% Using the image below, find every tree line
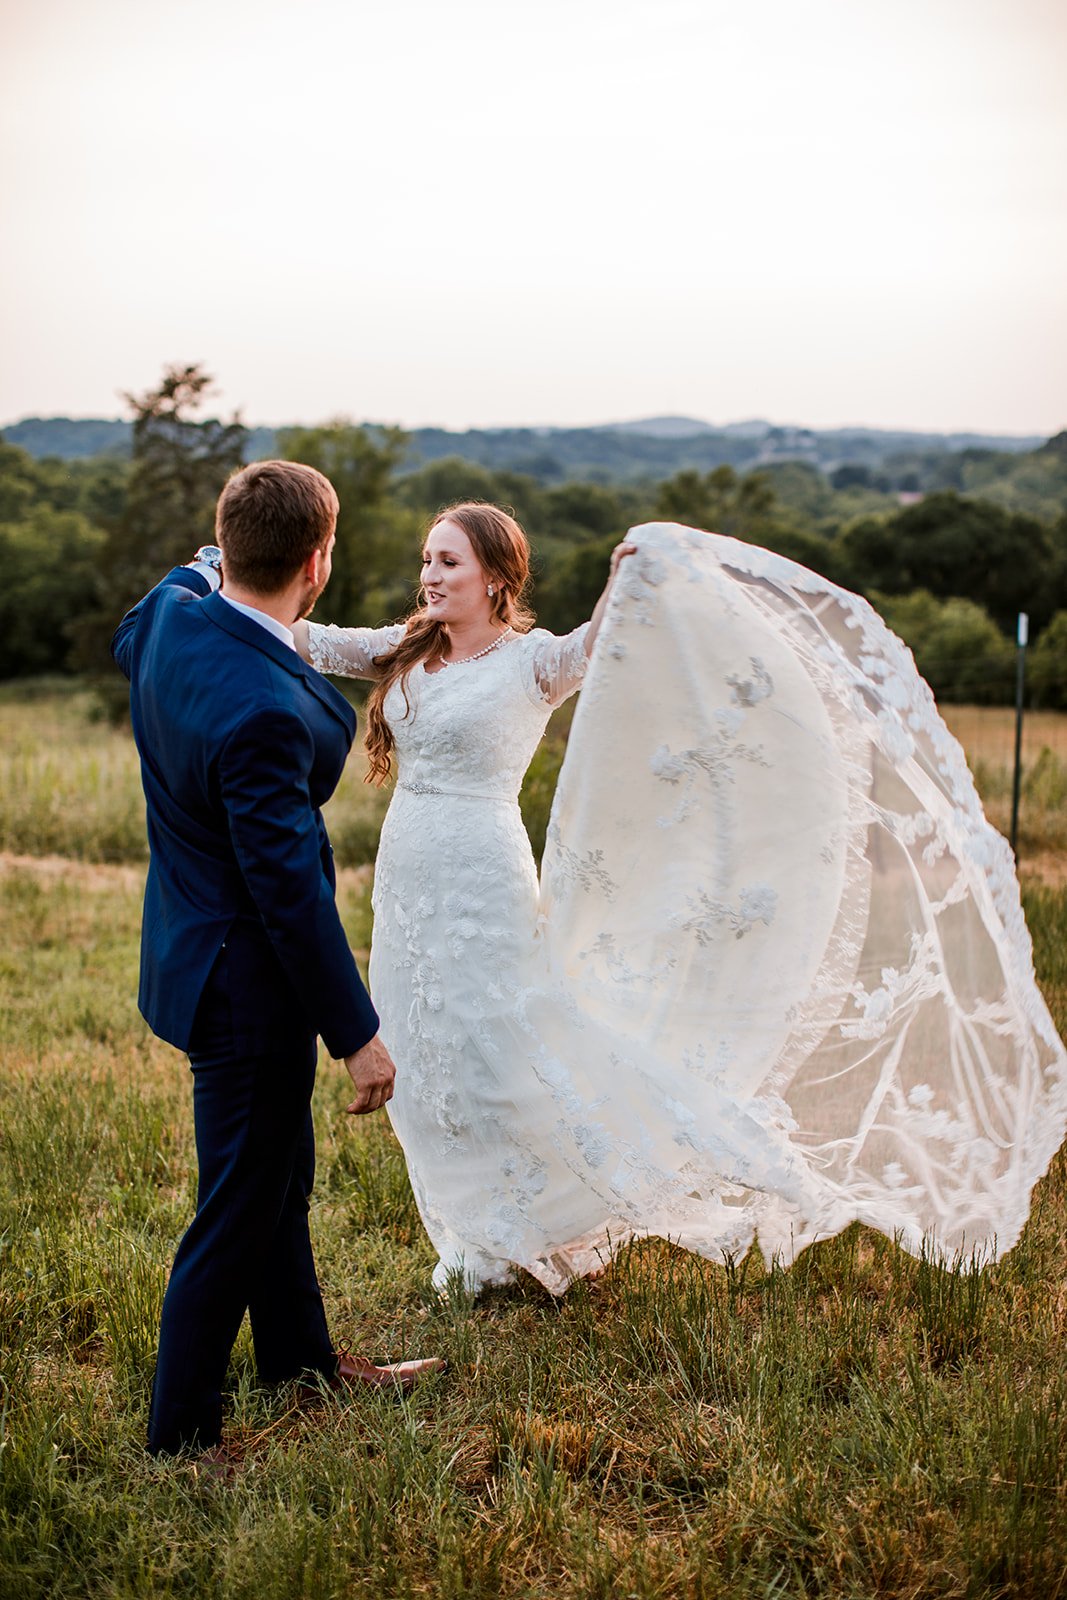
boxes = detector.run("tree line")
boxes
[2,364,1065,710]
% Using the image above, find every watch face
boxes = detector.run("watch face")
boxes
[196,546,223,567]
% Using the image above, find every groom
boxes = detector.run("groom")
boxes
[112,459,442,1460]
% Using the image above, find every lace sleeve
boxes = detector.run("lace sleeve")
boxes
[524,623,591,708]
[306,622,406,679]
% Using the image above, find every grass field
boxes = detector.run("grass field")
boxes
[1,679,1066,871]
[1,684,1066,1598]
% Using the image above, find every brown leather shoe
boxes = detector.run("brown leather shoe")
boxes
[190,1441,244,1483]
[333,1346,447,1395]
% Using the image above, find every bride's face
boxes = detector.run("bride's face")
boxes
[421,519,494,627]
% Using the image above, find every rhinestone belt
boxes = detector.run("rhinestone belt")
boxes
[397,779,512,802]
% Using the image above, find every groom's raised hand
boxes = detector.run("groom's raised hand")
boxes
[344,1033,397,1115]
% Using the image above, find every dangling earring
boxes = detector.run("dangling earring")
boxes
[487,584,495,597]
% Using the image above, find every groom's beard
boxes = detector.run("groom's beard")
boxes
[299,577,328,620]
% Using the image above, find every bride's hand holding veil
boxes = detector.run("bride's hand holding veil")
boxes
[582,541,637,656]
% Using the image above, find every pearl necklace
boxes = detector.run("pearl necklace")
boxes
[437,626,514,669]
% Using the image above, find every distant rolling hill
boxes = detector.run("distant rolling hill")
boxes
[1,413,1048,486]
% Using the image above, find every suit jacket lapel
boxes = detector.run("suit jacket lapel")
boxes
[201,592,357,739]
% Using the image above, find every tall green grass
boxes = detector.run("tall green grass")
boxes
[0,860,1065,1597]
[0,681,148,861]
[973,747,1067,855]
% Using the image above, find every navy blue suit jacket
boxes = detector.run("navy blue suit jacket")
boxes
[111,568,379,1059]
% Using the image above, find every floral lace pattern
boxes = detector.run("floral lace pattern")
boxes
[310,529,1066,1292]
[307,622,405,679]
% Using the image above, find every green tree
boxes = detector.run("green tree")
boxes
[0,440,49,522]
[116,364,247,591]
[277,422,416,625]
[756,461,835,524]
[71,455,130,530]
[1049,510,1067,618]
[540,482,629,544]
[0,508,105,676]
[395,456,545,530]
[0,438,129,528]
[842,492,1054,633]
[655,464,777,540]
[531,532,617,635]
[72,363,247,691]
[654,464,852,585]
[873,590,1014,704]
[831,463,875,491]
[1029,610,1067,708]
[757,525,854,585]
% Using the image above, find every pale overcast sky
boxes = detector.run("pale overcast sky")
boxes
[1,0,1064,434]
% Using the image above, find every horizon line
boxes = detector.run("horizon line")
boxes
[0,411,1056,442]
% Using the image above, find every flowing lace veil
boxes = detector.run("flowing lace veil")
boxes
[538,523,1067,1268]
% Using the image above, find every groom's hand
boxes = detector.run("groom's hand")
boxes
[343,1034,397,1115]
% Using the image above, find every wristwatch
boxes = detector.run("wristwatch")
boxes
[190,545,223,571]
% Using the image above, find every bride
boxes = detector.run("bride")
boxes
[295,501,1067,1294]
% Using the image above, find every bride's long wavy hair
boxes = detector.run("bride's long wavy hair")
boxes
[364,501,535,785]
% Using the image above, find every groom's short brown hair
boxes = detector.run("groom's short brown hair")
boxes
[216,460,339,594]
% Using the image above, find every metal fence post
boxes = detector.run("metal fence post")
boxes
[1010,612,1028,858]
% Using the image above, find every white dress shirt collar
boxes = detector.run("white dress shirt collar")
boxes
[220,592,297,652]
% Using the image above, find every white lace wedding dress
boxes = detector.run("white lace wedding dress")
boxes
[308,523,1067,1292]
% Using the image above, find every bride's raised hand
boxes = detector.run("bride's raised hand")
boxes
[609,541,637,578]
[585,541,638,654]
